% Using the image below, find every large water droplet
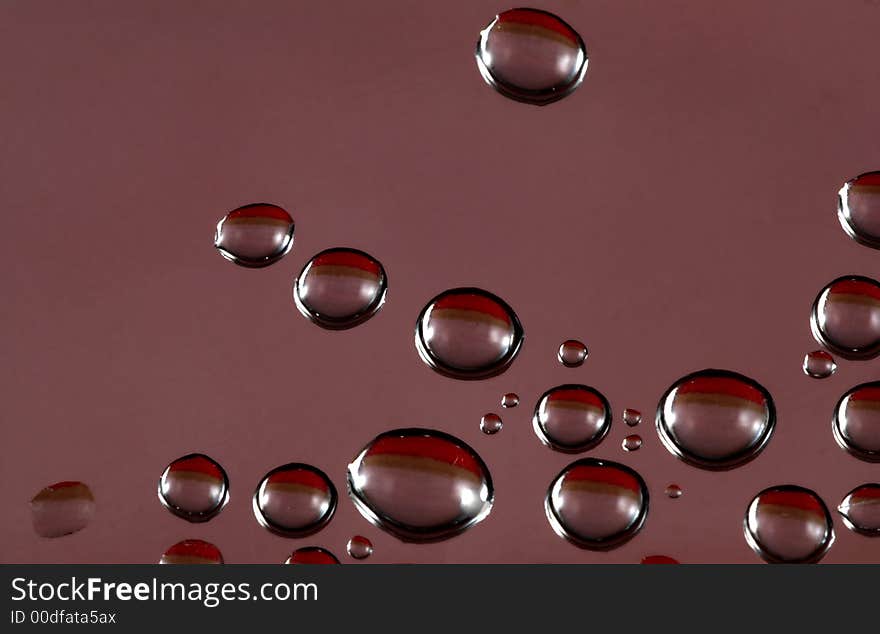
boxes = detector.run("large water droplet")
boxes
[293,248,387,329]
[415,288,524,380]
[803,350,837,378]
[833,382,880,462]
[501,392,520,408]
[641,555,679,564]
[480,413,503,435]
[253,464,337,537]
[30,481,95,538]
[811,275,880,360]
[623,408,642,427]
[160,539,223,564]
[284,547,339,564]
[347,428,494,542]
[545,458,649,550]
[838,171,880,248]
[656,369,776,470]
[557,340,588,367]
[532,385,611,453]
[744,485,834,564]
[475,8,588,105]
[157,454,229,523]
[213,203,294,268]
[347,535,374,560]
[665,484,683,499]
[838,484,880,536]
[622,434,642,452]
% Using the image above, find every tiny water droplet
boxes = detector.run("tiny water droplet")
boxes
[641,555,679,564]
[802,350,837,378]
[501,392,520,408]
[744,485,834,564]
[253,464,337,537]
[347,428,494,541]
[293,248,387,329]
[665,484,683,499]
[480,413,503,435]
[30,481,95,538]
[838,171,880,248]
[285,547,339,564]
[545,458,649,550]
[213,203,294,268]
[475,8,588,105]
[160,539,223,564]
[656,369,776,470]
[811,276,880,360]
[157,454,229,523]
[833,382,880,462]
[623,408,642,427]
[532,384,611,452]
[557,340,588,367]
[622,434,642,452]
[347,535,374,560]
[415,288,523,380]
[838,484,880,536]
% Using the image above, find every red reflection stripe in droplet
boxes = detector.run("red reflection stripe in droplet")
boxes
[365,436,483,479]
[563,465,641,493]
[758,490,825,516]
[497,9,578,45]
[851,173,880,187]
[431,293,512,326]
[850,486,880,501]
[848,386,880,403]
[676,376,766,406]
[167,456,223,480]
[164,540,222,561]
[266,468,330,493]
[226,204,291,223]
[311,251,381,277]
[287,549,339,564]
[641,555,679,564]
[828,279,880,302]
[546,388,605,409]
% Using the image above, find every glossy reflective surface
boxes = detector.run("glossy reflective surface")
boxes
[744,485,834,563]
[253,464,337,537]
[30,482,95,538]
[810,276,880,360]
[532,385,611,453]
[284,547,340,564]
[159,539,223,564]
[838,171,880,248]
[213,203,294,268]
[833,382,880,462]
[157,453,229,523]
[837,484,880,536]
[802,350,837,379]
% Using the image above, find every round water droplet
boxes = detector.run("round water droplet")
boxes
[157,453,229,523]
[838,484,880,536]
[347,535,374,560]
[545,458,649,550]
[838,171,880,248]
[501,392,520,408]
[293,248,388,329]
[744,485,834,564]
[347,428,494,542]
[656,369,776,470]
[532,385,611,453]
[475,8,588,106]
[802,350,837,379]
[253,464,337,537]
[160,539,223,564]
[811,275,880,360]
[665,484,683,499]
[623,408,642,427]
[833,382,880,462]
[480,413,503,435]
[284,547,339,564]
[415,288,523,380]
[557,340,588,367]
[641,555,679,564]
[622,434,642,452]
[214,203,294,268]
[30,481,95,538]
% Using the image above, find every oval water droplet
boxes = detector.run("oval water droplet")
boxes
[160,539,223,564]
[347,428,494,542]
[641,555,679,564]
[501,392,520,408]
[656,369,776,470]
[347,535,374,560]
[665,484,683,499]
[833,382,880,462]
[838,171,880,248]
[532,385,611,453]
[415,288,523,380]
[557,340,588,367]
[284,547,339,564]
[811,275,880,360]
[545,458,649,550]
[30,481,95,538]
[803,350,837,378]
[480,413,503,435]
[622,434,642,452]
[838,484,880,536]
[253,464,337,537]
[214,203,294,268]
[623,408,642,427]
[475,8,588,105]
[744,485,834,564]
[157,453,229,523]
[293,248,387,329]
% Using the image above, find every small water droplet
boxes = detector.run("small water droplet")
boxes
[501,392,520,408]
[641,555,679,564]
[415,288,524,380]
[802,350,837,378]
[665,484,683,499]
[347,428,494,541]
[284,547,339,564]
[213,203,294,268]
[160,539,223,564]
[545,458,649,550]
[253,464,337,537]
[811,276,880,360]
[30,481,95,538]
[838,171,880,248]
[833,382,880,462]
[656,369,776,470]
[623,408,642,427]
[480,413,503,435]
[157,454,229,523]
[293,248,387,329]
[347,535,374,560]
[622,434,642,452]
[557,340,588,367]
[838,484,880,536]
[744,485,834,563]
[532,384,611,452]
[475,8,588,105]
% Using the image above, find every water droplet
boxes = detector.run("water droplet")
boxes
[214,203,294,268]
[347,428,494,541]
[744,485,834,563]
[623,408,642,427]
[284,547,339,564]
[293,248,387,329]
[656,369,776,470]
[160,539,223,564]
[532,384,611,453]
[811,275,880,360]
[475,8,588,106]
[557,340,588,367]
[545,458,649,550]
[802,350,837,378]
[480,413,503,435]
[833,382,880,462]
[665,484,683,499]
[641,555,679,564]
[501,392,520,408]
[347,535,374,560]
[253,464,337,537]
[30,481,95,538]
[838,484,880,536]
[622,434,642,452]
[157,453,229,523]
[415,288,524,380]
[838,171,880,248]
